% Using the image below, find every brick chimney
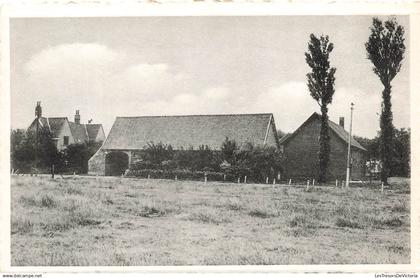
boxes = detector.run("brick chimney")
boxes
[35,101,42,118]
[74,110,80,124]
[339,117,345,128]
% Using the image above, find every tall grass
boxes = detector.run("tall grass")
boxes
[11,175,410,266]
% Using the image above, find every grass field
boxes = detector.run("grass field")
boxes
[11,175,410,266]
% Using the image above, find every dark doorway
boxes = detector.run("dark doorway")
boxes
[105,151,129,176]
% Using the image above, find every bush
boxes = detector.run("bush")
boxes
[62,141,102,174]
[10,129,102,174]
[126,169,236,182]
[127,139,284,183]
[142,142,174,165]
[11,129,62,174]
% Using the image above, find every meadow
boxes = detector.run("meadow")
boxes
[11,175,410,266]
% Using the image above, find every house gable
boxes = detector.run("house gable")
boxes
[279,112,366,152]
[86,124,106,142]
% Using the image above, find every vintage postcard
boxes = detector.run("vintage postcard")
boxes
[0,1,419,274]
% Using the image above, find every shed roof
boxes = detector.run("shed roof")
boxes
[102,113,276,150]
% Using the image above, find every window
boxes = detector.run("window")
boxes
[63,136,69,146]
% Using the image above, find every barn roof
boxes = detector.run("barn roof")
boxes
[102,113,276,150]
[279,112,366,151]
[278,133,291,145]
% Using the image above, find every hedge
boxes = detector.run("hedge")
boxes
[125,169,240,182]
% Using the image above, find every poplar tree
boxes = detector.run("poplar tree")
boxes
[365,17,405,184]
[305,34,336,183]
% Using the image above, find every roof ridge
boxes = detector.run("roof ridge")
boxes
[48,117,68,119]
[116,113,273,119]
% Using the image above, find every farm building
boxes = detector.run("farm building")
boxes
[279,112,367,181]
[88,113,280,176]
[28,103,105,150]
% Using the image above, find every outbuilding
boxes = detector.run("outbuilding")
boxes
[279,112,367,181]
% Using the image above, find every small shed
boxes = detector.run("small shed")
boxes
[279,112,367,181]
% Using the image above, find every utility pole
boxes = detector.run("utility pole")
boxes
[345,102,354,188]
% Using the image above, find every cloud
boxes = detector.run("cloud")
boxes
[109,63,188,103]
[254,81,318,132]
[15,43,237,133]
[25,43,120,77]
[14,43,408,139]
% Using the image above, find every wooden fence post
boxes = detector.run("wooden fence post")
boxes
[223,174,226,181]
[288,179,292,185]
[244,176,247,183]
[335,179,338,187]
[312,179,315,187]
[204,173,207,184]
[381,182,384,193]
[266,177,269,184]
[306,180,309,190]
[237,177,240,184]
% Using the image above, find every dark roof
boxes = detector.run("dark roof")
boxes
[327,117,366,150]
[86,124,102,141]
[47,117,67,138]
[279,112,366,151]
[68,122,88,143]
[28,115,104,143]
[102,113,275,150]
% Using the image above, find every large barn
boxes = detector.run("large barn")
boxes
[88,113,280,176]
[279,112,367,181]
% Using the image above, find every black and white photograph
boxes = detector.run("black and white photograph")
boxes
[2,5,417,271]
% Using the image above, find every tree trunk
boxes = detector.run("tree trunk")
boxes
[319,104,330,183]
[380,84,394,185]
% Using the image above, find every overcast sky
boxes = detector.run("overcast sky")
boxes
[10,16,410,138]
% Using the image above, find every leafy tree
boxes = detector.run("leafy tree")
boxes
[221,137,238,165]
[61,141,103,174]
[391,128,410,177]
[305,34,336,183]
[142,142,174,166]
[195,145,214,171]
[173,146,195,170]
[355,127,410,178]
[11,128,61,173]
[365,17,406,184]
[353,135,380,161]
